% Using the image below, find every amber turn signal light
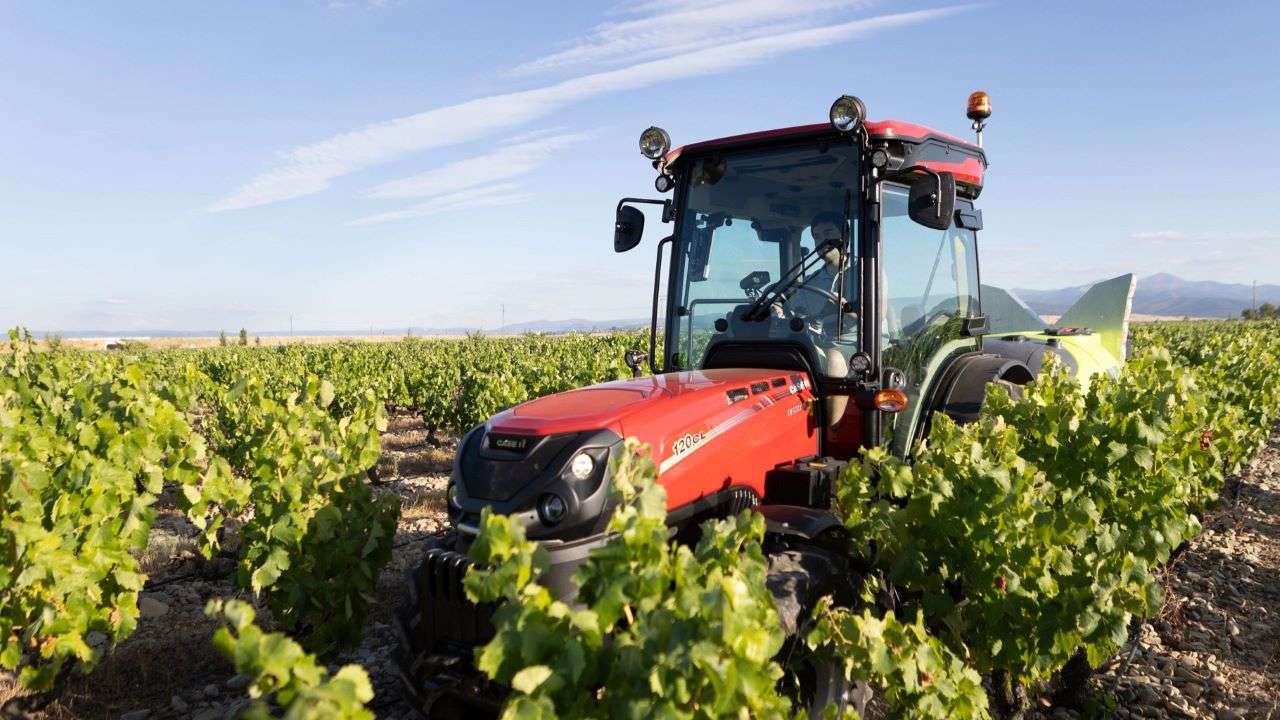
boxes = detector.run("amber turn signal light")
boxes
[967,91,991,121]
[873,388,909,413]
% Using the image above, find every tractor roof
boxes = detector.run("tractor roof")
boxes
[665,119,987,195]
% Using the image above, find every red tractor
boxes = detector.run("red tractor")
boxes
[397,93,1129,717]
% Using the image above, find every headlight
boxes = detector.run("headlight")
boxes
[569,452,595,480]
[537,494,567,525]
[639,126,671,160]
[447,483,461,511]
[829,95,866,133]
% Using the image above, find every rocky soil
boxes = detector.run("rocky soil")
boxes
[1031,425,1280,720]
[4,417,1280,719]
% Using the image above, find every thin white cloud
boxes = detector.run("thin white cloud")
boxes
[1129,230,1186,241]
[327,0,393,9]
[510,0,875,76]
[348,182,532,226]
[364,131,589,199]
[209,5,970,212]
[502,126,580,144]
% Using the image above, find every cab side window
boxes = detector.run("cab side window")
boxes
[880,188,979,341]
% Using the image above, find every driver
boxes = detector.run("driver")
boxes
[781,212,856,335]
[805,211,847,298]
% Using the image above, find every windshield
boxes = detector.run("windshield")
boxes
[669,143,861,370]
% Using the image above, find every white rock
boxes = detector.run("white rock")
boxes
[138,594,169,619]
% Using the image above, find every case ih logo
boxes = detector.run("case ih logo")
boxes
[489,434,530,452]
[670,431,705,459]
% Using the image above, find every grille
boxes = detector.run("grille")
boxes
[463,431,580,501]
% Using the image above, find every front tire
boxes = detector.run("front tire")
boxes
[766,546,870,719]
[395,530,503,719]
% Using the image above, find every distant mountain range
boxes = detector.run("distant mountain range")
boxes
[1013,273,1280,319]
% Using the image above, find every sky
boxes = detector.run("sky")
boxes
[2,1,1278,333]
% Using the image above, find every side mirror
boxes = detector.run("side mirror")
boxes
[908,171,956,231]
[615,205,645,253]
[623,349,648,377]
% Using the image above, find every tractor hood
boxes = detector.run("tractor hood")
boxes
[488,368,802,438]
[453,366,820,542]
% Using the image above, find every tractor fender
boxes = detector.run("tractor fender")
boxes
[930,353,1034,426]
[981,335,1080,377]
[757,504,846,542]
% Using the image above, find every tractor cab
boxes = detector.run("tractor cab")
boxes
[616,94,992,457]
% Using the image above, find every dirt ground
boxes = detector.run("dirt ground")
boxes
[4,417,1280,719]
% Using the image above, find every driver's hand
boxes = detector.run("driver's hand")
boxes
[771,302,786,319]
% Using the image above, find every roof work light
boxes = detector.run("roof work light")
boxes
[829,95,867,133]
[639,126,671,160]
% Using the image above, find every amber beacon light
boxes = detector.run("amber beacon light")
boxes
[967,90,991,147]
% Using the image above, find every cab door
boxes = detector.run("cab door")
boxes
[878,183,982,456]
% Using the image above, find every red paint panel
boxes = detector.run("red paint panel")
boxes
[623,373,818,509]
[864,119,975,148]
[908,156,986,187]
[491,368,781,435]
[666,123,831,164]
[824,403,866,460]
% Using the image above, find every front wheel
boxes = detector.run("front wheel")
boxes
[766,546,872,719]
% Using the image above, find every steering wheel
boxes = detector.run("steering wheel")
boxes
[786,284,841,312]
[778,285,860,340]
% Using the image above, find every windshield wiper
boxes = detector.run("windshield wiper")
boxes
[743,238,841,321]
